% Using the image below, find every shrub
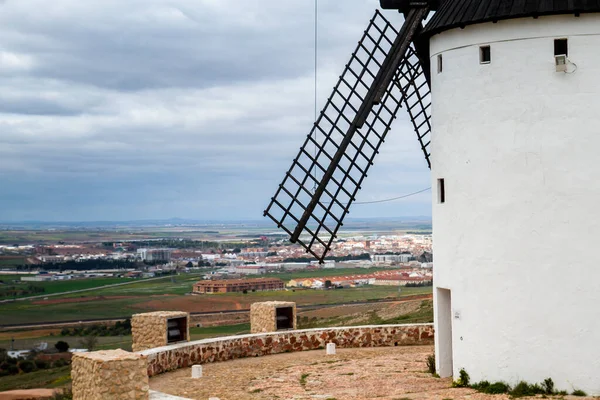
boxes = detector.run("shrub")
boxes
[51,389,73,400]
[53,359,68,368]
[541,378,555,394]
[509,381,544,397]
[572,389,587,397]
[426,354,436,374]
[487,381,510,394]
[452,369,470,387]
[55,341,70,353]
[34,359,48,369]
[18,360,36,373]
[472,380,510,394]
[79,335,99,351]
[7,365,19,375]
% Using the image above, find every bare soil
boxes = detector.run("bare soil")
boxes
[150,345,594,400]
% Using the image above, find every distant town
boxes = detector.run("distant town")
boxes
[0,229,433,299]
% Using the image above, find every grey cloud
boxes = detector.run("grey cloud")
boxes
[0,0,430,221]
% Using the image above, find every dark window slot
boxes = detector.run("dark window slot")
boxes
[554,39,568,56]
[167,317,187,344]
[438,178,445,204]
[275,307,294,330]
[480,46,491,64]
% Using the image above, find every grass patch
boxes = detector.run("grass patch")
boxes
[0,365,71,391]
[468,375,571,398]
[572,389,587,396]
[299,373,310,387]
[190,324,250,340]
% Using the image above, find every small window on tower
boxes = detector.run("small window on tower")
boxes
[480,45,491,64]
[554,39,568,56]
[438,179,445,204]
[437,54,443,73]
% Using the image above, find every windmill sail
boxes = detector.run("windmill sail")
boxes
[264,7,432,262]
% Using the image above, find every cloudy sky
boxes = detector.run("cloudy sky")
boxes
[0,0,431,222]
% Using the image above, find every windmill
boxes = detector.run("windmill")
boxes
[265,0,600,395]
[264,0,437,263]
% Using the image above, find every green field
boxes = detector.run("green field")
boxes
[0,267,431,325]
[0,365,71,392]
[54,274,203,298]
[0,276,135,300]
[0,257,27,267]
[0,285,431,326]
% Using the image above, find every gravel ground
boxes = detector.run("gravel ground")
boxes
[150,345,594,400]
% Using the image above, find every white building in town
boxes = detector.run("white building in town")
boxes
[137,248,172,262]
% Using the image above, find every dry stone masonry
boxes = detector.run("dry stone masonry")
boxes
[250,301,296,333]
[132,311,190,352]
[72,349,149,400]
[140,323,434,377]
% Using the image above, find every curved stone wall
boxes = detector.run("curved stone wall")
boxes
[139,323,434,377]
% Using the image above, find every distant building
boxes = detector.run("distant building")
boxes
[373,275,431,286]
[372,254,412,264]
[193,278,284,294]
[280,262,310,271]
[137,249,172,262]
[235,265,266,275]
[37,255,65,263]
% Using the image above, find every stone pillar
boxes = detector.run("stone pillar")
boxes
[71,349,149,400]
[250,301,296,333]
[132,311,190,352]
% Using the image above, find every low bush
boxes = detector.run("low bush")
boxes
[469,376,570,398]
[55,341,70,353]
[452,369,470,388]
[572,389,587,397]
[18,360,36,373]
[51,389,73,400]
[52,359,69,368]
[60,319,131,337]
[426,354,436,375]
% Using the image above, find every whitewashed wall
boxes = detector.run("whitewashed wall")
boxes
[430,14,600,395]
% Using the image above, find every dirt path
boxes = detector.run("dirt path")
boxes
[0,389,56,400]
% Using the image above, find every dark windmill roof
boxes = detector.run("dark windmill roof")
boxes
[422,0,600,37]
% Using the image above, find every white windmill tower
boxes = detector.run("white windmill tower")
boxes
[264,0,600,395]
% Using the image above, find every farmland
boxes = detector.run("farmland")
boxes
[0,283,432,326]
[0,276,134,300]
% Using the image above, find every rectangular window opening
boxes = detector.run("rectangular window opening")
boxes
[480,45,491,64]
[275,307,294,330]
[437,54,443,74]
[554,38,568,56]
[438,178,445,204]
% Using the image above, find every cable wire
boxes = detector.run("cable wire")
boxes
[353,187,431,205]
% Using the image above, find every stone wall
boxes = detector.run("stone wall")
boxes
[250,301,296,333]
[72,349,149,400]
[132,311,190,352]
[140,323,434,377]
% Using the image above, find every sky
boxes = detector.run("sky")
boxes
[0,0,432,222]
